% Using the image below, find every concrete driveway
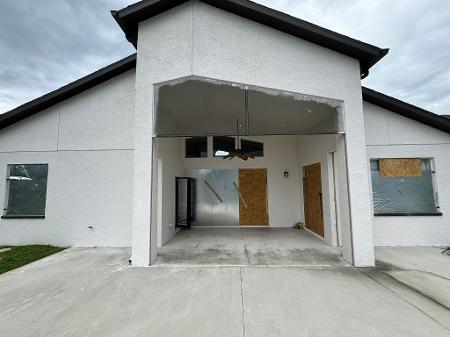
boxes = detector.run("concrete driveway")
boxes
[0,248,449,337]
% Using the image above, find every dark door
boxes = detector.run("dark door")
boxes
[175,177,193,229]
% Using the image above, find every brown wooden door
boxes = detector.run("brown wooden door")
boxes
[239,169,269,226]
[303,163,324,237]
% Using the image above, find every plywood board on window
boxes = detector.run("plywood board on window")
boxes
[379,159,422,177]
[239,169,268,226]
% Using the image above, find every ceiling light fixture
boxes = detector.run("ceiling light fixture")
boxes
[223,120,255,161]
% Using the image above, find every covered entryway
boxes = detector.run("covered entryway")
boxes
[150,75,350,265]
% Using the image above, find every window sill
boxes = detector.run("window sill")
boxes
[1,215,45,219]
[374,212,443,217]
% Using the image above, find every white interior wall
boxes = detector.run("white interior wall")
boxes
[155,138,183,247]
[364,102,450,246]
[157,134,346,247]
[296,135,338,246]
[181,135,302,228]
[0,71,135,247]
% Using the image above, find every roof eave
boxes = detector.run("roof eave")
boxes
[112,0,389,75]
[0,54,137,130]
[362,87,450,134]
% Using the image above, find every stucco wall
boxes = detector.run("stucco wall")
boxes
[134,0,374,266]
[364,102,450,246]
[0,70,136,247]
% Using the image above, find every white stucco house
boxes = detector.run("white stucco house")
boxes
[1,0,449,268]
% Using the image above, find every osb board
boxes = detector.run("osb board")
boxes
[379,159,422,177]
[239,169,268,226]
[303,163,324,237]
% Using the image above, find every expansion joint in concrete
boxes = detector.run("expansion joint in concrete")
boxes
[362,270,450,332]
[239,267,246,337]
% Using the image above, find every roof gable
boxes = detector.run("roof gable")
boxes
[111,0,388,78]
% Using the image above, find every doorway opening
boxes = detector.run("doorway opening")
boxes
[151,76,347,264]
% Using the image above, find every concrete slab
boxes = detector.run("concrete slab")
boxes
[247,248,344,266]
[1,248,449,337]
[375,246,450,310]
[165,228,245,250]
[376,246,450,279]
[242,227,331,250]
[156,228,345,266]
[241,267,450,337]
[155,248,250,266]
[363,269,450,330]
[0,248,243,337]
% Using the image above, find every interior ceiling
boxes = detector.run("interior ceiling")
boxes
[154,76,342,137]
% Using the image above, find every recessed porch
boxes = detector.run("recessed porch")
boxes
[131,73,373,268]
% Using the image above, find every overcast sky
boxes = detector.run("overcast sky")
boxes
[1,0,449,115]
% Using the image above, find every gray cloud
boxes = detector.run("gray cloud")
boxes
[1,0,449,115]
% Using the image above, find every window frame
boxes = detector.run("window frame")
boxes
[2,163,49,219]
[369,158,442,217]
[213,136,236,158]
[184,137,208,159]
[240,138,264,157]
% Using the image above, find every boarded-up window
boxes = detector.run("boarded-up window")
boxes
[370,159,439,214]
[379,159,422,177]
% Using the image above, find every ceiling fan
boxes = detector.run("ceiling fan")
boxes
[223,120,255,161]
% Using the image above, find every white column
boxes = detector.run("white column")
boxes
[131,49,156,266]
[336,93,375,267]
[131,111,154,267]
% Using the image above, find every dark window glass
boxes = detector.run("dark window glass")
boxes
[5,164,48,216]
[241,139,264,157]
[370,159,438,214]
[213,136,235,157]
[185,137,207,158]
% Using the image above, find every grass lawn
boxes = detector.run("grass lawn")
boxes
[0,245,66,275]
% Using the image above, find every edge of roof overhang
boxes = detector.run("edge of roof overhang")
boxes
[362,87,450,134]
[1,54,448,135]
[0,54,137,131]
[111,0,389,78]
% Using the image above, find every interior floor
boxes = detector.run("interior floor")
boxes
[155,227,345,266]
